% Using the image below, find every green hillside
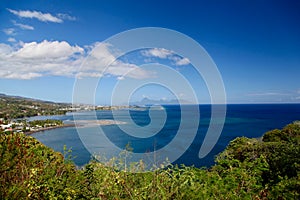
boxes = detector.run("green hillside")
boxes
[0,94,71,119]
[1,122,299,199]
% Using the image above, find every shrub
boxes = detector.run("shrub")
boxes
[1,122,299,199]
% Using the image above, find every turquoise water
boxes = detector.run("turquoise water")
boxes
[31,104,300,167]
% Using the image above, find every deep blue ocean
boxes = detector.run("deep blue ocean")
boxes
[31,104,300,168]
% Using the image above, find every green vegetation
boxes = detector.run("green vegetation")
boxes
[1,122,299,199]
[0,133,84,199]
[0,93,71,119]
[28,119,64,127]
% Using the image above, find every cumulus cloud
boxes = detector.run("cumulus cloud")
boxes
[142,48,190,66]
[8,9,63,23]
[75,42,154,79]
[0,40,154,80]
[13,40,83,59]
[0,41,83,79]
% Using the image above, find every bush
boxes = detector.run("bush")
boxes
[0,133,85,199]
[1,122,299,199]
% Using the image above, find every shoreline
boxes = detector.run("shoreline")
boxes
[74,119,127,128]
[24,119,127,135]
[25,123,75,135]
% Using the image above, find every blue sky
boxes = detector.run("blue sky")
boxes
[0,0,299,104]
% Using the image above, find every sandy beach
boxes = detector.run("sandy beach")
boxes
[25,120,126,134]
[74,120,127,128]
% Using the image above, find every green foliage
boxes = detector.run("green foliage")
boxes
[215,122,300,199]
[0,133,85,199]
[1,122,299,199]
[263,123,300,143]
[29,119,63,127]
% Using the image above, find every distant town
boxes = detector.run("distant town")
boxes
[0,118,71,134]
[0,93,136,134]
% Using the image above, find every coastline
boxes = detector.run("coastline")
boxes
[25,123,75,135]
[74,119,127,128]
[25,119,127,135]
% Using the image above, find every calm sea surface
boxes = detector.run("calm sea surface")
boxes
[31,104,300,167]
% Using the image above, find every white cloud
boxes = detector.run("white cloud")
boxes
[0,40,154,80]
[12,20,34,30]
[117,76,125,80]
[76,72,103,79]
[7,37,16,43]
[77,42,154,79]
[142,48,190,66]
[0,40,83,79]
[0,43,13,55]
[3,28,15,35]
[107,62,155,79]
[83,42,116,70]
[8,9,63,23]
[13,40,84,59]
[3,72,42,80]
[57,13,76,21]
[142,48,173,59]
[171,56,190,66]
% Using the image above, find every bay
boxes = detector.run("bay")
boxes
[31,104,300,167]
